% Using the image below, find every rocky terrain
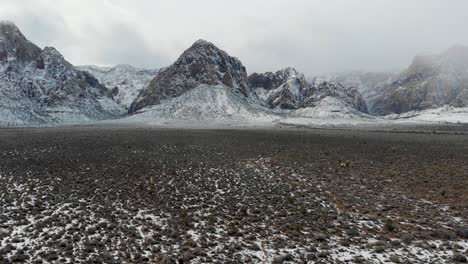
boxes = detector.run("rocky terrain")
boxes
[0,127,466,263]
[371,45,468,115]
[0,21,123,126]
[78,65,158,110]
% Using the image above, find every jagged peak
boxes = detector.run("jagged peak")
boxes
[275,67,303,79]
[42,46,62,57]
[0,21,25,40]
[179,39,230,60]
[280,67,298,74]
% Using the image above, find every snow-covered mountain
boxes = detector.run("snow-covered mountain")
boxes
[249,68,368,113]
[78,65,158,109]
[129,40,250,113]
[371,45,468,115]
[129,40,369,122]
[0,21,123,126]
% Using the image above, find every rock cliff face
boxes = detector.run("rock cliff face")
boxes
[0,21,123,126]
[129,40,249,113]
[371,45,468,115]
[249,68,311,109]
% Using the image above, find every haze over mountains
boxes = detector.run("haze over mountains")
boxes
[1,21,467,127]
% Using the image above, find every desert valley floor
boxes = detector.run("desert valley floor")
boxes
[0,126,467,263]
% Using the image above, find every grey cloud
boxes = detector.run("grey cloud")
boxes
[2,0,468,75]
[81,22,169,68]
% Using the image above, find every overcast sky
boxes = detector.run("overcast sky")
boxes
[1,0,468,75]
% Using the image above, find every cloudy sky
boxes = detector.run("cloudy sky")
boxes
[2,0,468,75]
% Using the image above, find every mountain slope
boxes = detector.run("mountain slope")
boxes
[0,21,123,126]
[125,84,275,124]
[371,45,468,115]
[78,65,158,109]
[129,40,249,113]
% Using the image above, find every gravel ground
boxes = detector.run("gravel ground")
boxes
[0,126,467,263]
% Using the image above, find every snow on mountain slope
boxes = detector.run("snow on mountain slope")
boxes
[387,105,468,124]
[78,65,158,109]
[294,96,370,118]
[117,83,380,129]
[126,84,276,124]
[274,97,378,128]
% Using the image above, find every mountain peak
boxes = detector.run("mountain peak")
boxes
[0,21,42,66]
[129,40,250,113]
[276,67,301,79]
[0,20,20,32]
[192,39,213,47]
[0,21,25,42]
[178,39,227,62]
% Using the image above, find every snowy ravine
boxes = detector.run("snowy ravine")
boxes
[77,65,158,110]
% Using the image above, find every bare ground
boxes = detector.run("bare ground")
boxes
[0,126,467,263]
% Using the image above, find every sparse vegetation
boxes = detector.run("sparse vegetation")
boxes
[0,128,466,263]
